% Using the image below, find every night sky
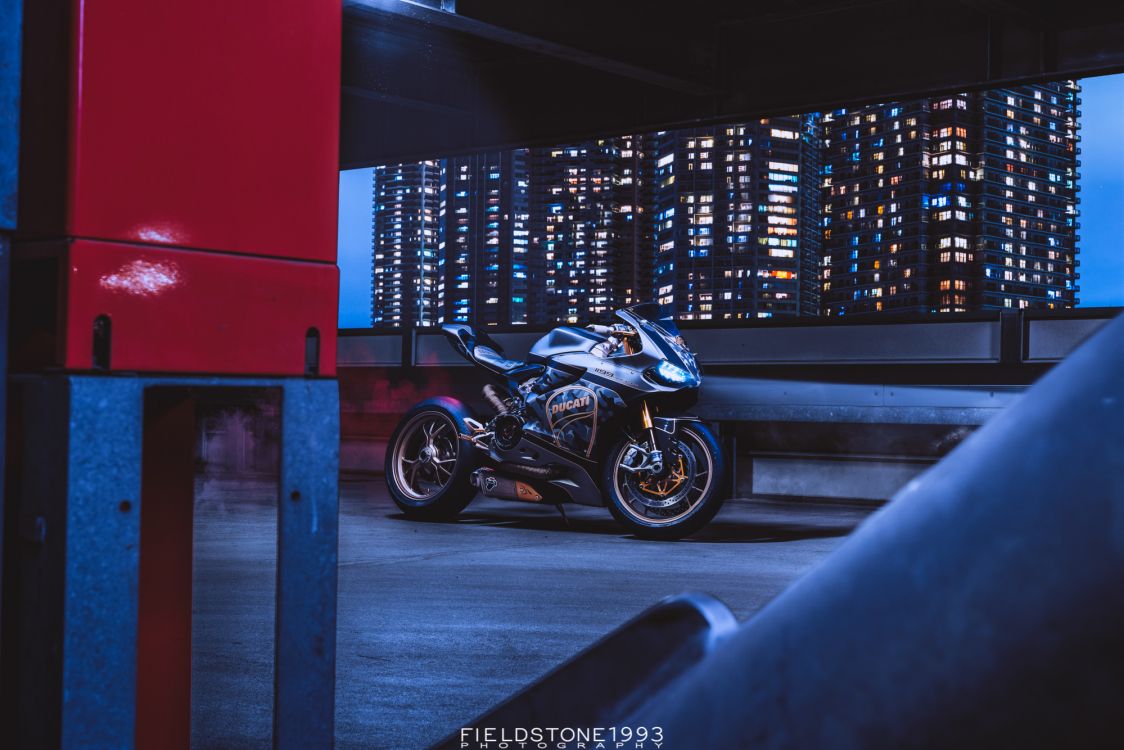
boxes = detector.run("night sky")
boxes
[1074,74,1124,307]
[338,166,375,327]
[337,74,1124,326]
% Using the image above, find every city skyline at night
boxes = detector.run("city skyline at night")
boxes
[339,76,1123,330]
[365,116,830,328]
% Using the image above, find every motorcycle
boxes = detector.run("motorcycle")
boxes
[384,303,726,540]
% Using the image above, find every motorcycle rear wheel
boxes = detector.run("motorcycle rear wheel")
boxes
[385,401,477,520]
[604,422,726,540]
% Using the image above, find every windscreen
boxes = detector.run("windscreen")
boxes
[621,303,680,337]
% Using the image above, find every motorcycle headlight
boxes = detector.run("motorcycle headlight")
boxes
[646,359,696,387]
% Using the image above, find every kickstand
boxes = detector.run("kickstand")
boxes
[555,503,571,527]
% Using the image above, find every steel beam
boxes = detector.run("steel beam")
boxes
[340,308,1121,371]
[342,1,1124,165]
[347,0,709,95]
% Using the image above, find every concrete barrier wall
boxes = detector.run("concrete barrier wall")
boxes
[744,455,934,502]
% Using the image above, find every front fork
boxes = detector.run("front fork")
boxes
[622,402,689,476]
[638,402,665,474]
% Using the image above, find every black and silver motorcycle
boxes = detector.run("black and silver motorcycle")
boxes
[384,303,726,540]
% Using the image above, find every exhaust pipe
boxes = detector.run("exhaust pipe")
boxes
[471,468,544,503]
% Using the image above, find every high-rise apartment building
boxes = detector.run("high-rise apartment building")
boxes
[529,137,653,325]
[651,116,822,321]
[371,160,445,327]
[821,81,1080,315]
[367,82,1080,329]
[445,150,532,326]
[372,153,532,329]
[615,134,654,312]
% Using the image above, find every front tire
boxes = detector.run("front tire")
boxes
[385,400,477,520]
[604,422,726,540]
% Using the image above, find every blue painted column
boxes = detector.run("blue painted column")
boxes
[63,378,144,748]
[276,378,340,749]
[4,377,143,749]
[3,376,340,749]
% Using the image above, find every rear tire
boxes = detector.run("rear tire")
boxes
[384,400,477,520]
[604,422,726,540]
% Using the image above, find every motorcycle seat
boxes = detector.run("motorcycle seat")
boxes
[473,345,524,375]
[442,323,543,380]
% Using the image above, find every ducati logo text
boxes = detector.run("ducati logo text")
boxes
[551,395,591,415]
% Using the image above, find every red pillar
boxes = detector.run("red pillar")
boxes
[14,0,341,375]
[13,2,342,747]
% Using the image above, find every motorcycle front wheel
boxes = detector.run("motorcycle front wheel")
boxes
[384,401,477,520]
[604,422,726,540]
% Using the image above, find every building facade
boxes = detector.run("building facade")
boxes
[529,137,653,326]
[651,115,822,321]
[821,81,1080,316]
[371,160,445,327]
[445,149,533,327]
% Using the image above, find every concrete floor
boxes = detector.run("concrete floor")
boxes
[190,475,876,749]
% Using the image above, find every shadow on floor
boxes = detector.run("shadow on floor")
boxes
[384,501,868,544]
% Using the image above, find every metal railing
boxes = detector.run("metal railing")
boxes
[339,308,1120,369]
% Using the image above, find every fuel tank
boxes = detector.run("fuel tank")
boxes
[528,326,604,359]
